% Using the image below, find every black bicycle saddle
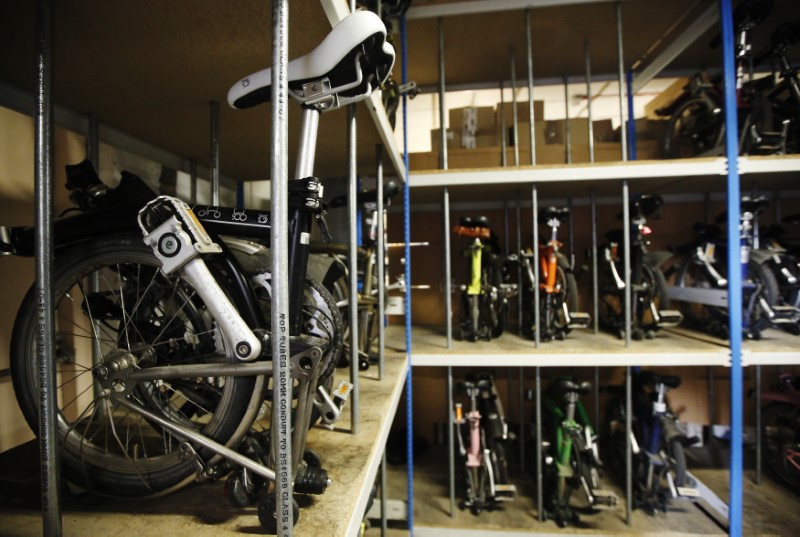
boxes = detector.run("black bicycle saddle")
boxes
[460,216,490,229]
[709,0,774,49]
[538,206,569,225]
[639,370,681,390]
[328,180,400,208]
[716,196,770,222]
[633,194,664,219]
[555,378,592,396]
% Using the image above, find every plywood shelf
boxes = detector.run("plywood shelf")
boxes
[387,325,800,368]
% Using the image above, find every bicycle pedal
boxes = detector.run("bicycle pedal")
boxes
[768,305,799,322]
[590,488,619,509]
[656,309,683,326]
[494,483,517,501]
[676,486,700,499]
[567,312,591,328]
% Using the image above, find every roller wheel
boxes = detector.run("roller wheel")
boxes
[258,493,300,535]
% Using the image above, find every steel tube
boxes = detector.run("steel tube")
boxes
[567,196,575,270]
[500,81,508,167]
[444,188,452,347]
[438,17,447,170]
[115,396,276,481]
[34,1,61,534]
[532,185,540,348]
[347,102,360,435]
[511,51,519,167]
[719,0,744,528]
[210,100,220,205]
[591,187,599,334]
[625,365,632,525]
[380,451,388,535]
[623,180,631,347]
[585,41,595,162]
[564,77,571,164]
[377,144,386,380]
[616,0,628,162]
[448,366,455,516]
[536,366,543,521]
[756,364,761,484]
[296,108,320,179]
[526,9,536,165]
[270,1,292,533]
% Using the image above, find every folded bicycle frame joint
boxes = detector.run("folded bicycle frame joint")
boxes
[138,196,262,361]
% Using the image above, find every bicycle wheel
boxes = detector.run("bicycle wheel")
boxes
[662,98,724,159]
[11,234,260,497]
[762,402,800,493]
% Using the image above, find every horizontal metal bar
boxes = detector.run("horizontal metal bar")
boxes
[667,286,729,308]
[410,351,730,368]
[407,0,624,19]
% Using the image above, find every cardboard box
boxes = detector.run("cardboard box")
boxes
[497,100,545,128]
[448,106,496,134]
[431,128,499,150]
[592,119,616,142]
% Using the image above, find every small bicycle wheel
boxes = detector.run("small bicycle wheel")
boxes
[10,233,261,497]
[662,98,724,159]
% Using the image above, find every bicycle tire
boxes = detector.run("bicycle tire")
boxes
[640,264,670,328]
[11,233,260,497]
[662,98,724,159]
[761,402,800,493]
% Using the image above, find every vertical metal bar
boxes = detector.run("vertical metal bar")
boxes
[519,367,525,474]
[270,1,292,534]
[438,17,447,170]
[755,364,761,484]
[189,158,198,204]
[380,451,388,536]
[448,366,455,516]
[720,0,743,531]
[625,365,633,525]
[708,366,715,435]
[567,196,575,270]
[526,9,536,165]
[536,366,543,521]
[623,180,632,347]
[517,194,523,334]
[400,14,415,534]
[347,103,360,434]
[444,188,452,348]
[626,70,637,160]
[532,185,540,348]
[585,41,595,163]
[591,188,599,334]
[616,0,628,162]
[376,145,386,381]
[564,77,572,164]
[511,50,519,167]
[34,1,61,534]
[500,81,508,167]
[210,100,220,205]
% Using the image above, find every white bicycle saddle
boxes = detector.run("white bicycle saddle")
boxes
[228,10,395,110]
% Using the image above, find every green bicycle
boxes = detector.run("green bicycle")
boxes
[539,378,618,527]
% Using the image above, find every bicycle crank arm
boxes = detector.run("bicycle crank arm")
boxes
[138,196,261,361]
[112,393,277,482]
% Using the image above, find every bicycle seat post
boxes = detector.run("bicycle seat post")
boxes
[296,105,322,179]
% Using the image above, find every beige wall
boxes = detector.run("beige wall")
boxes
[0,106,84,453]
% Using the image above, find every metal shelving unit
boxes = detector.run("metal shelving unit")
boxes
[401,1,800,536]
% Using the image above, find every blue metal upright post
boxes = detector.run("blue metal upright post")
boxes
[626,69,636,161]
[719,0,742,535]
[401,14,414,535]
